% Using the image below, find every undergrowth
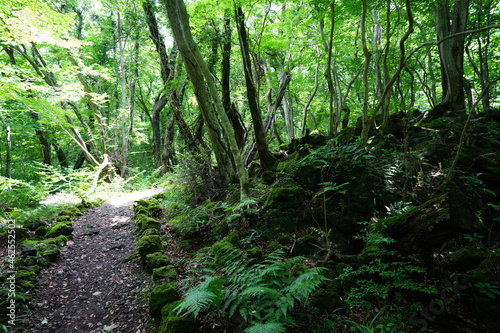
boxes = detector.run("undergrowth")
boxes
[175,244,329,332]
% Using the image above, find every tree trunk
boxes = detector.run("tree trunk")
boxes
[235,6,276,171]
[428,0,469,120]
[164,0,250,201]
[374,192,481,263]
[5,125,12,183]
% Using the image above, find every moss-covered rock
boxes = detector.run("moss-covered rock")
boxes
[58,206,83,217]
[139,228,160,236]
[161,300,182,318]
[44,235,68,248]
[310,288,344,313]
[247,246,263,261]
[211,241,235,264]
[40,244,61,262]
[34,226,48,238]
[136,215,161,235]
[268,241,283,251]
[449,246,489,271]
[24,219,46,231]
[257,209,309,234]
[210,220,230,240]
[137,235,163,260]
[159,317,198,333]
[264,187,307,210]
[45,222,73,238]
[145,252,171,269]
[149,284,181,318]
[153,265,177,281]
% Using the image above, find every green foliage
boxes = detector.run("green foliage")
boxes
[474,282,500,300]
[0,176,46,211]
[340,227,437,309]
[175,247,329,332]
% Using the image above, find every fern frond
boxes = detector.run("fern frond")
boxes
[243,322,287,333]
[283,267,329,303]
[175,277,225,318]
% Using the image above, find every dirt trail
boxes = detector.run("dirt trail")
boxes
[17,188,163,333]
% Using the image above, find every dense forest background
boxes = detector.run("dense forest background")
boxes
[0,0,497,194]
[1,0,500,332]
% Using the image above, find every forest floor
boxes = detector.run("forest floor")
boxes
[16,188,163,333]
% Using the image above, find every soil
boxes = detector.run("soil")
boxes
[16,188,164,333]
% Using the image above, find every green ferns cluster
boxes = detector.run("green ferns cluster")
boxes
[175,245,329,332]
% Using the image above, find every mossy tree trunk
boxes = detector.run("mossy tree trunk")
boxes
[374,192,481,262]
[164,0,250,201]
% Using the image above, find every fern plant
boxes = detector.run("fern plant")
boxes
[175,245,329,332]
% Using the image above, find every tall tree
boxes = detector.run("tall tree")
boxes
[235,6,276,171]
[163,0,250,201]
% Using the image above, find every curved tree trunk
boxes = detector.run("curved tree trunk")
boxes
[422,0,469,123]
[164,0,250,201]
[235,6,276,171]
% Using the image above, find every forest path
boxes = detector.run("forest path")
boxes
[17,188,164,333]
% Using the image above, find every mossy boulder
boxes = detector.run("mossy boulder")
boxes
[15,269,38,288]
[247,246,263,261]
[310,288,344,312]
[24,219,46,231]
[212,241,235,264]
[210,220,230,240]
[58,206,83,217]
[159,317,198,333]
[134,199,162,217]
[34,226,48,237]
[145,252,171,269]
[264,186,307,210]
[136,215,161,235]
[45,222,73,238]
[149,283,181,318]
[257,209,309,234]
[44,235,68,248]
[153,265,177,281]
[40,244,61,262]
[137,235,163,260]
[161,300,182,318]
[449,246,489,271]
[139,228,160,236]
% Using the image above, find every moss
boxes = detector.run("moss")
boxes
[449,246,489,271]
[58,206,83,217]
[44,235,68,247]
[247,246,263,261]
[462,256,500,286]
[212,241,235,264]
[136,216,161,235]
[41,244,61,262]
[153,265,177,281]
[140,228,160,236]
[15,270,36,282]
[145,252,171,269]
[268,241,283,251]
[276,234,294,245]
[34,226,48,238]
[45,221,73,238]
[224,231,240,245]
[161,300,183,318]
[137,235,163,260]
[24,219,46,231]
[474,297,500,330]
[210,220,230,240]
[257,209,305,234]
[264,186,307,210]
[310,288,344,313]
[149,284,181,318]
[159,317,198,333]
